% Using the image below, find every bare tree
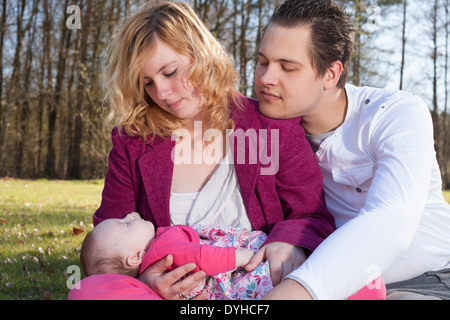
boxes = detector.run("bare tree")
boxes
[443,0,449,188]
[0,0,7,145]
[43,0,57,178]
[399,0,407,90]
[431,0,440,159]
[0,0,448,183]
[1,0,39,175]
[68,0,93,179]
[15,3,39,177]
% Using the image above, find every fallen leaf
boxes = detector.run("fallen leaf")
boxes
[72,227,84,235]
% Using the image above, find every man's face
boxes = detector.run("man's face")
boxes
[255,23,327,119]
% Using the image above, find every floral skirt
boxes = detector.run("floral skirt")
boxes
[188,224,273,300]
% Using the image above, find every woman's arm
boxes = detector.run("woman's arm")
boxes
[93,128,137,226]
[92,132,206,299]
[266,118,335,250]
[249,117,335,284]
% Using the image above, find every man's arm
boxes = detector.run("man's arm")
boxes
[263,279,312,300]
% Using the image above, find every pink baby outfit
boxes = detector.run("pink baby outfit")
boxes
[139,224,273,300]
[69,225,385,300]
[67,274,162,300]
[139,225,235,275]
[139,224,385,300]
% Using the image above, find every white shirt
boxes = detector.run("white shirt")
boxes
[288,84,450,300]
[170,149,252,231]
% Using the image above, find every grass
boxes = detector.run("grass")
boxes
[0,178,103,300]
[0,179,449,300]
[444,190,450,203]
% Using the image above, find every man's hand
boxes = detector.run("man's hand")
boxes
[245,242,307,285]
[138,254,206,300]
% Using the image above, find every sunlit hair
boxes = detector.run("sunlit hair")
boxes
[269,0,354,88]
[103,1,241,140]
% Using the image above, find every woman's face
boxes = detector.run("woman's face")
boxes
[142,36,204,125]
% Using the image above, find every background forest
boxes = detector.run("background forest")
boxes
[0,0,449,188]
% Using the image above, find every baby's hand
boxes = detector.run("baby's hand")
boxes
[235,249,255,268]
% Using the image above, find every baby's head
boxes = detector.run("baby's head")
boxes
[80,212,155,277]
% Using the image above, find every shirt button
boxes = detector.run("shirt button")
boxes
[356,187,362,193]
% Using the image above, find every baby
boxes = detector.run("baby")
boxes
[80,213,385,300]
[80,212,256,283]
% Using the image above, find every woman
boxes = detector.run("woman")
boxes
[69,1,334,300]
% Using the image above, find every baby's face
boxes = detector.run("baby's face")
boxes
[96,213,155,254]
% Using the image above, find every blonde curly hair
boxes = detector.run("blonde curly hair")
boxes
[103,1,241,141]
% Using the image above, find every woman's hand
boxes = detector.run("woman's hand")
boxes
[138,254,207,300]
[245,242,307,286]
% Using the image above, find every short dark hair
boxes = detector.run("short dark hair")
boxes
[269,0,354,88]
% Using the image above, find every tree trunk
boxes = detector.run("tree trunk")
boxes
[399,0,407,90]
[1,0,26,175]
[431,0,440,163]
[443,0,449,189]
[68,0,93,179]
[43,0,57,179]
[350,0,364,86]
[0,0,7,144]
[16,3,39,177]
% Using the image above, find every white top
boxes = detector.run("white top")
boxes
[170,149,252,231]
[288,84,450,300]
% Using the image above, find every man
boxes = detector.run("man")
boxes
[256,0,450,300]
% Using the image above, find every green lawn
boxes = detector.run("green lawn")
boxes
[0,178,103,300]
[444,190,450,203]
[0,179,449,300]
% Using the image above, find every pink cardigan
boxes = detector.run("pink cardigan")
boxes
[139,225,235,276]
